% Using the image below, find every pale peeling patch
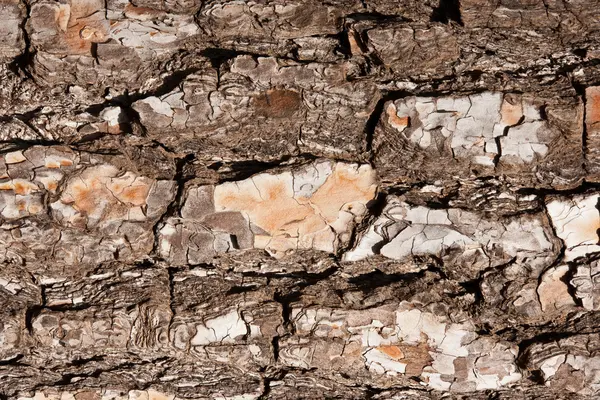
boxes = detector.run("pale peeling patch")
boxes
[138,97,174,117]
[191,310,260,345]
[110,15,199,59]
[0,179,44,219]
[537,265,577,312]
[5,151,26,164]
[546,194,600,261]
[30,0,110,56]
[0,147,173,266]
[0,179,40,195]
[44,154,75,169]
[386,102,409,133]
[51,165,154,228]
[345,196,555,272]
[213,161,377,258]
[364,346,407,375]
[286,303,521,391]
[0,277,22,294]
[388,92,550,165]
[99,106,126,134]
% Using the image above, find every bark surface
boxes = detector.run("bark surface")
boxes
[1,0,600,399]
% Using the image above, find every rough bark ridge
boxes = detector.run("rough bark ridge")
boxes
[2,0,600,399]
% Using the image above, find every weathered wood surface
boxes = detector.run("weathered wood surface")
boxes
[1,0,600,398]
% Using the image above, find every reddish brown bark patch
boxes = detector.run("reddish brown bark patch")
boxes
[253,89,302,118]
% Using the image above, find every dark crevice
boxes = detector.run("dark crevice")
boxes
[572,48,588,58]
[364,90,413,161]
[68,355,105,366]
[241,266,338,286]
[85,67,201,118]
[346,12,407,23]
[347,264,445,293]
[212,156,294,183]
[572,80,588,174]
[430,0,464,26]
[8,0,34,80]
[167,267,177,331]
[0,354,24,365]
[151,153,196,257]
[226,285,260,295]
[274,290,300,335]
[25,285,46,335]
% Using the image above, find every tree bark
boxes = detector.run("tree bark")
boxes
[0,0,599,398]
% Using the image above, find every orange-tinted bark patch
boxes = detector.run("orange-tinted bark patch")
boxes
[377,345,404,359]
[118,185,150,206]
[501,94,523,126]
[60,0,109,55]
[0,180,39,195]
[14,181,33,195]
[386,103,409,131]
[69,178,102,213]
[265,180,287,201]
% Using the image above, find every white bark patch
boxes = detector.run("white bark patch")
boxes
[387,92,550,165]
[546,194,600,261]
[345,196,555,273]
[285,303,522,391]
[191,310,260,345]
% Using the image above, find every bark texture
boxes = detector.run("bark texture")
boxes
[1,0,600,399]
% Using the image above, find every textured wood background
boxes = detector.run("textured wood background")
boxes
[0,0,599,398]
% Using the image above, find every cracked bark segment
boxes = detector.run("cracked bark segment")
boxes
[344,196,558,280]
[0,146,174,269]
[168,269,281,357]
[365,24,459,77]
[125,0,201,14]
[460,0,600,33]
[29,268,278,377]
[9,359,264,399]
[159,161,377,263]
[537,265,577,313]
[17,389,176,400]
[15,387,266,400]
[31,304,172,355]
[197,2,413,62]
[374,91,583,188]
[0,104,130,142]
[585,86,600,181]
[27,0,198,88]
[571,260,600,310]
[0,0,25,60]
[199,1,343,42]
[133,56,380,161]
[524,334,600,395]
[266,373,372,399]
[283,302,521,391]
[546,193,600,261]
[425,179,541,215]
